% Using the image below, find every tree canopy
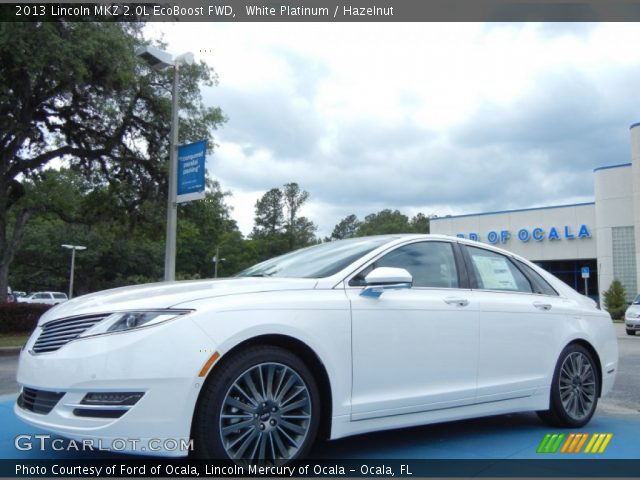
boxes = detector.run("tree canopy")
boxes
[0,21,224,300]
[1,22,439,299]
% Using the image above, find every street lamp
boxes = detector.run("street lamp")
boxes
[212,246,226,278]
[61,244,86,299]
[135,45,194,282]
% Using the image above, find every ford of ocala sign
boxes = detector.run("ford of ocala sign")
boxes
[456,225,591,244]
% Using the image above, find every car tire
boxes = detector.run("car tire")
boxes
[192,345,320,465]
[627,329,636,336]
[537,344,599,428]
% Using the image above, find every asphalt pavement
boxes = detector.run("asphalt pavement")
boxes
[0,354,18,395]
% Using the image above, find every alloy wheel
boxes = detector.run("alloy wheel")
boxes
[219,362,312,464]
[558,351,596,421]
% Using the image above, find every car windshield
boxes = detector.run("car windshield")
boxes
[236,236,400,278]
[634,295,640,305]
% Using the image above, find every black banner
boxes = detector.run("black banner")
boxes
[4,0,640,22]
[3,459,640,477]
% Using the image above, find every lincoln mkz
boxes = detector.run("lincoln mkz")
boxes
[16,235,618,463]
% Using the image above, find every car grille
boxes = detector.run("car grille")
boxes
[17,387,65,414]
[32,314,107,353]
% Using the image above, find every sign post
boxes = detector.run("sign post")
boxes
[177,140,207,203]
[581,266,590,296]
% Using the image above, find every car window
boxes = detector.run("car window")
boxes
[354,241,459,288]
[53,293,67,299]
[236,236,400,278]
[466,246,532,293]
[634,295,640,305]
[514,260,558,296]
[33,293,47,299]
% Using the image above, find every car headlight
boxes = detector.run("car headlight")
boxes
[79,310,192,338]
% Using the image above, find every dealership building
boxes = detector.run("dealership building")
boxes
[431,124,640,303]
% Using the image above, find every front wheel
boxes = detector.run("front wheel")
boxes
[538,344,599,428]
[192,346,320,465]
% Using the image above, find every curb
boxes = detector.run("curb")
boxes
[0,347,21,356]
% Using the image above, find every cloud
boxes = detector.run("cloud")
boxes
[156,22,640,236]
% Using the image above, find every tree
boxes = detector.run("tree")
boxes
[250,183,317,260]
[331,214,361,240]
[0,22,225,300]
[282,182,311,250]
[356,209,412,236]
[8,172,247,292]
[410,213,431,234]
[252,188,284,239]
[603,279,627,320]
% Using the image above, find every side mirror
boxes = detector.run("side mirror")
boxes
[360,267,413,298]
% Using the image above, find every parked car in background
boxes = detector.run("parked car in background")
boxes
[13,291,28,299]
[625,295,640,335]
[18,292,68,306]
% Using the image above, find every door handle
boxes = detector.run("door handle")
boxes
[533,301,552,311]
[444,297,469,307]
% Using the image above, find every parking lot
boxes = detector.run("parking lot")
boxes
[0,324,638,461]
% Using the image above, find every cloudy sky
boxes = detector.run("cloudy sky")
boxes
[146,22,640,237]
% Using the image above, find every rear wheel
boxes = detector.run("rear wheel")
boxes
[627,329,636,336]
[192,345,320,465]
[537,344,599,428]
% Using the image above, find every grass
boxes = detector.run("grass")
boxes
[0,334,29,348]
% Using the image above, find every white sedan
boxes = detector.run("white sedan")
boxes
[17,291,68,306]
[15,235,618,464]
[625,295,640,335]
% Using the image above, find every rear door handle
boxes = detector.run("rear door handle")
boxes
[444,297,469,307]
[533,301,552,311]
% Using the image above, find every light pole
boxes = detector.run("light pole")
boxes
[135,46,194,282]
[212,246,226,278]
[61,244,86,299]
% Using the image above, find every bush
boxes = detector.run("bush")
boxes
[0,303,51,334]
[603,279,627,320]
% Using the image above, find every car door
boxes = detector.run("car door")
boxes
[31,293,48,304]
[346,240,480,420]
[462,245,572,402]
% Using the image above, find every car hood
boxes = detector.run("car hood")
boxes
[38,277,318,325]
[626,304,640,316]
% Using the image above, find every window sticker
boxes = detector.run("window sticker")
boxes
[473,255,518,290]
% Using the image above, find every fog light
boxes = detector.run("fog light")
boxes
[81,392,144,406]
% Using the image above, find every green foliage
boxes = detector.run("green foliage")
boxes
[330,210,432,239]
[0,303,51,334]
[603,280,627,320]
[8,170,246,293]
[251,183,317,261]
[331,214,362,240]
[0,21,226,300]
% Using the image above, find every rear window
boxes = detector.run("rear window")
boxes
[514,260,558,296]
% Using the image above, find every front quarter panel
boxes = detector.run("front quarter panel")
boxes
[175,289,352,418]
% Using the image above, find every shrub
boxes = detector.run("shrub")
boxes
[603,279,627,320]
[0,303,51,334]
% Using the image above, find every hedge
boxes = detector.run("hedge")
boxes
[0,303,52,334]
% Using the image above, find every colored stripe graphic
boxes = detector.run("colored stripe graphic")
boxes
[565,433,588,453]
[539,433,613,454]
[584,433,613,454]
[537,433,565,453]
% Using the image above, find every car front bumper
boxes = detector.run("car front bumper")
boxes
[15,316,219,457]
[625,316,640,330]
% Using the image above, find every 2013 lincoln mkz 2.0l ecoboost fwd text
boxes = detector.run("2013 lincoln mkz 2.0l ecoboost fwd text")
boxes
[15,235,618,464]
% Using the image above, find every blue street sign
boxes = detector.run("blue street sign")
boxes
[177,140,207,203]
[581,266,590,279]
